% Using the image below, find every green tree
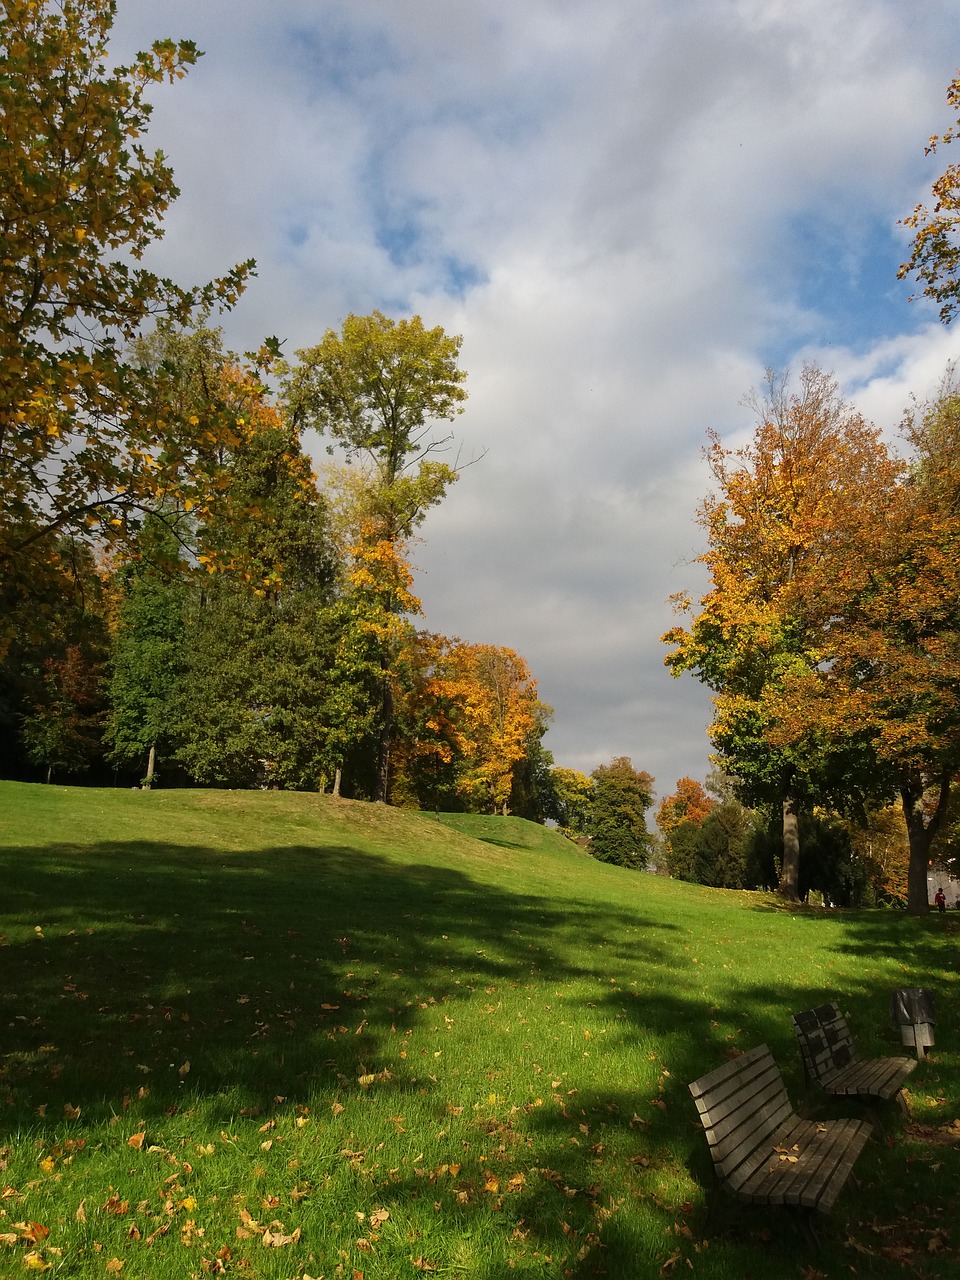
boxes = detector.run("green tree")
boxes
[547,766,594,836]
[665,800,757,888]
[588,757,655,870]
[0,0,253,654]
[172,367,336,789]
[104,512,188,788]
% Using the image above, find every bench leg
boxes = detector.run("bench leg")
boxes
[790,1207,822,1251]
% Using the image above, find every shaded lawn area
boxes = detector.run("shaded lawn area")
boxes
[0,782,958,1278]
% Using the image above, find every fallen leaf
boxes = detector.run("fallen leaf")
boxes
[63,1104,81,1120]
[127,1132,146,1151]
[178,1061,190,1078]
[369,1208,390,1229]
[23,1253,51,1272]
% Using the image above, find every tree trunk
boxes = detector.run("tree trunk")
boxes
[376,679,393,803]
[46,764,52,785]
[333,766,342,798]
[144,742,156,790]
[778,792,801,901]
[900,771,949,915]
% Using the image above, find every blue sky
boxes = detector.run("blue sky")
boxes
[111,0,960,797]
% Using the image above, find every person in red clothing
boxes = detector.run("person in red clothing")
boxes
[935,887,946,913]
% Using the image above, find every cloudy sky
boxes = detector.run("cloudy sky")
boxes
[110,1,960,797]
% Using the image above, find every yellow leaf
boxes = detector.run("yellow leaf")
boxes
[23,1253,51,1271]
[127,1132,146,1151]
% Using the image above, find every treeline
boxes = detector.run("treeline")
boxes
[0,316,559,812]
[652,776,919,909]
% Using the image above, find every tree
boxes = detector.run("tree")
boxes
[665,801,757,889]
[21,645,103,782]
[819,377,960,912]
[104,512,188,787]
[0,0,253,654]
[655,777,717,838]
[391,635,544,815]
[547,766,594,836]
[283,312,468,800]
[588,757,655,869]
[899,70,960,322]
[171,365,337,790]
[664,365,901,899]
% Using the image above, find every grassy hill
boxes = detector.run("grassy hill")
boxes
[0,780,957,1278]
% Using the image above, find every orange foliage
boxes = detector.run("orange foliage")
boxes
[655,777,717,835]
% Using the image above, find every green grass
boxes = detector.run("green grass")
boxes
[0,780,957,1278]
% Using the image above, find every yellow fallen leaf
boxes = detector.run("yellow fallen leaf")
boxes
[23,1254,52,1272]
[127,1132,146,1151]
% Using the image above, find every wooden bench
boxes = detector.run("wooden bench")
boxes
[689,1044,872,1243]
[792,1003,916,1109]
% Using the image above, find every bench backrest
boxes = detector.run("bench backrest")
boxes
[688,1044,793,1185]
[792,1002,856,1084]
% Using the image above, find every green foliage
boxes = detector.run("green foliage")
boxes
[665,800,761,889]
[547,765,594,834]
[283,310,467,539]
[588,755,654,869]
[104,513,188,784]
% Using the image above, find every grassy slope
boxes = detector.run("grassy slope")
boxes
[0,781,958,1278]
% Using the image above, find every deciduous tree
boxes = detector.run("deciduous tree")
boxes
[900,69,960,322]
[283,313,468,800]
[664,365,900,899]
[588,757,655,870]
[0,0,253,653]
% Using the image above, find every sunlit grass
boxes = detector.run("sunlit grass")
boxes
[0,780,958,1277]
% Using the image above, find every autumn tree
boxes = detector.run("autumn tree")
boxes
[0,0,253,654]
[819,377,960,912]
[588,757,655,870]
[655,777,717,838]
[283,313,468,800]
[391,635,544,815]
[900,69,960,322]
[664,365,901,900]
[21,644,103,782]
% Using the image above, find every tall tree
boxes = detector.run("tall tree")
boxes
[283,313,468,800]
[664,365,900,899]
[0,0,253,654]
[900,70,960,322]
[172,366,336,789]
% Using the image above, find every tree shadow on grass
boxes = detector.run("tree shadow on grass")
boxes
[5,842,958,1277]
